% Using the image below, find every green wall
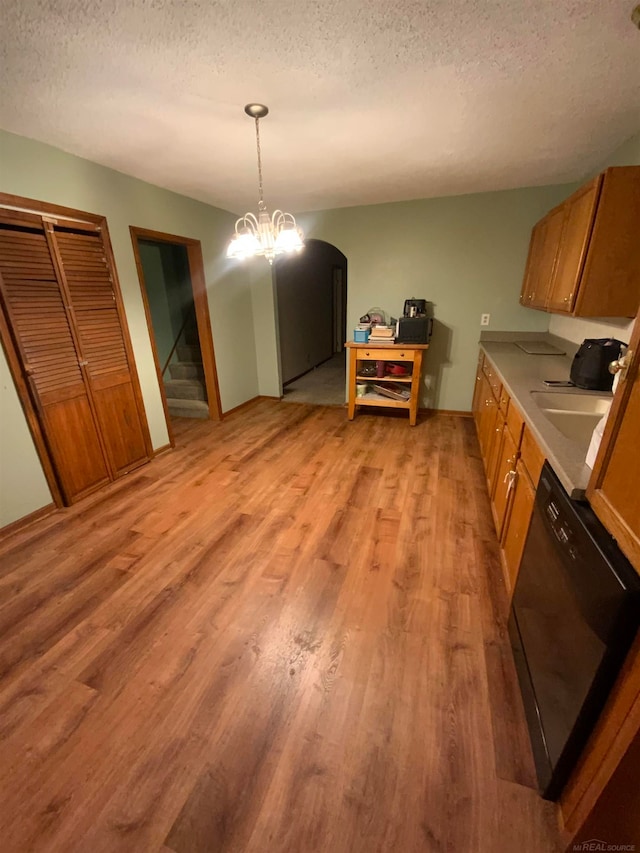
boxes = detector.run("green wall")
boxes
[1,126,637,528]
[290,183,577,411]
[0,129,258,527]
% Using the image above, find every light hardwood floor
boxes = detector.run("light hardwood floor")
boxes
[0,401,561,852]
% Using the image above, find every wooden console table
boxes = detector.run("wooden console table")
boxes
[345,341,429,426]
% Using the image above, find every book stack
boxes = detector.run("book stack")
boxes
[369,325,396,344]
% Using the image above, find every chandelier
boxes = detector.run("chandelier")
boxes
[226,104,304,264]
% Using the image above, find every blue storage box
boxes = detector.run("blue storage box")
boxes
[354,328,370,343]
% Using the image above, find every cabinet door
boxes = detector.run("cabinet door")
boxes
[546,177,601,313]
[491,425,519,538]
[575,167,640,318]
[0,217,110,502]
[501,461,535,595]
[532,206,566,308]
[486,412,505,493]
[478,378,498,460]
[520,220,546,308]
[51,225,150,475]
[587,321,640,571]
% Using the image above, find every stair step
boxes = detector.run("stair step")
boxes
[168,362,204,380]
[176,343,202,362]
[167,398,210,419]
[164,378,206,401]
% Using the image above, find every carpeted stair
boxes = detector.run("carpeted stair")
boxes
[164,338,209,419]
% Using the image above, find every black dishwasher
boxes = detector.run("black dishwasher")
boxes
[508,461,640,800]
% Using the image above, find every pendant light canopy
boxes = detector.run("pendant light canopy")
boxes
[226,104,304,265]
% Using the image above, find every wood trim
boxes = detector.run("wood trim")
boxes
[0,502,56,542]
[152,442,173,457]
[126,226,200,247]
[0,273,64,508]
[223,395,261,417]
[418,408,473,418]
[220,395,284,417]
[0,193,103,225]
[129,226,223,433]
[186,241,222,421]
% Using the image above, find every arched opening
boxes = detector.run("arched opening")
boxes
[274,239,348,405]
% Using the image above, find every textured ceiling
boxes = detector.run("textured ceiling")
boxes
[1,0,639,214]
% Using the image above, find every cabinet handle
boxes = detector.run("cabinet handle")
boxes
[504,469,517,495]
[399,352,405,358]
[365,352,370,357]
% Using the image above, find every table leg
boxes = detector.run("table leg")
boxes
[409,350,423,426]
[347,349,357,420]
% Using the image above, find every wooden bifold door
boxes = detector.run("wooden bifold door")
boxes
[0,203,152,505]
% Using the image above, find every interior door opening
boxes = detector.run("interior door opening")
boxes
[130,228,222,445]
[275,239,348,406]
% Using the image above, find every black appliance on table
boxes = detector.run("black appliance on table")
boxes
[509,462,640,800]
[396,298,433,344]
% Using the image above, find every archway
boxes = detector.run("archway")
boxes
[274,239,348,405]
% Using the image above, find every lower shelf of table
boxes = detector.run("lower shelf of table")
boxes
[355,394,410,409]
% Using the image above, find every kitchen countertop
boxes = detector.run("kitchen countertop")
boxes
[478,332,612,500]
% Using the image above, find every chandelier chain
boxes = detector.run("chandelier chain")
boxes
[254,117,265,210]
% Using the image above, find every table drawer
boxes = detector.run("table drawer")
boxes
[357,347,414,361]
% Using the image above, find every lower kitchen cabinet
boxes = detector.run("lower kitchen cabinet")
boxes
[501,460,535,593]
[491,424,519,538]
[473,350,543,597]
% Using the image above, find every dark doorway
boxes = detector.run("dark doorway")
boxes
[130,228,222,446]
[275,239,347,405]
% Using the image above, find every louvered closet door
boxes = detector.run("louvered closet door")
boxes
[52,225,149,475]
[0,219,110,501]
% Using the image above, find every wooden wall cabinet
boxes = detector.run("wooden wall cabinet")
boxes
[519,166,640,318]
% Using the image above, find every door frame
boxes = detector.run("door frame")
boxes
[0,193,153,509]
[129,227,222,446]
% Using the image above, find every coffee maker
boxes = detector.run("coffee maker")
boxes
[397,298,433,344]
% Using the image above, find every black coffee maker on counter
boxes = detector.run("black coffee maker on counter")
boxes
[570,338,627,391]
[397,298,433,344]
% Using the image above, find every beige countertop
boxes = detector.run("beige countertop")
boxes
[478,332,612,500]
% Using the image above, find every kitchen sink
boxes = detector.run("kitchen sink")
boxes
[530,391,612,446]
